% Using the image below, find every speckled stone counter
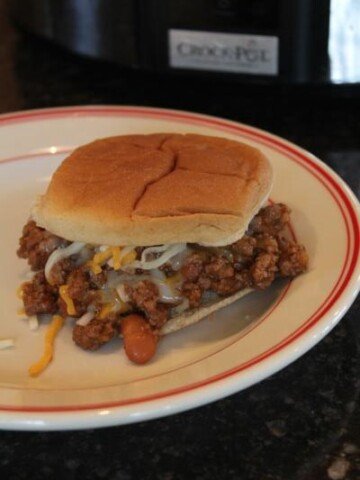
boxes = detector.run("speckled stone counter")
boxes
[0,1,359,479]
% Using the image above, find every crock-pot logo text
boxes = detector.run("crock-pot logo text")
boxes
[176,40,270,65]
[169,31,279,75]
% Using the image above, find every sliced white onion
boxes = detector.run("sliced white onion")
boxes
[150,270,183,304]
[150,269,166,281]
[116,284,130,303]
[76,311,95,326]
[0,339,15,350]
[171,298,190,316]
[168,248,190,271]
[152,269,183,288]
[28,316,39,331]
[106,271,150,289]
[45,242,85,282]
[107,246,137,272]
[110,271,183,305]
[124,244,186,271]
[118,246,136,263]
[75,246,92,266]
[106,270,122,288]
[141,245,168,262]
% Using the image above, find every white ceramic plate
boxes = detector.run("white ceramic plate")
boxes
[0,106,359,431]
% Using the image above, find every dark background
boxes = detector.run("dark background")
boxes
[0,1,359,479]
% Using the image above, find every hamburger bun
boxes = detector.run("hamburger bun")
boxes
[159,288,253,335]
[32,133,273,246]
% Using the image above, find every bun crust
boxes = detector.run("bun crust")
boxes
[159,288,253,335]
[33,134,273,246]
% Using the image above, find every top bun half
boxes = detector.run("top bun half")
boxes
[32,133,273,246]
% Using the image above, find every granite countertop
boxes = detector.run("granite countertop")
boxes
[0,2,359,479]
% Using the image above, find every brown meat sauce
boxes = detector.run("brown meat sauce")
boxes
[17,204,308,351]
[125,280,170,329]
[73,317,118,351]
[17,221,69,271]
[22,271,58,316]
[180,204,308,306]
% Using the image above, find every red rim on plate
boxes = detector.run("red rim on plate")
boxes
[0,106,359,414]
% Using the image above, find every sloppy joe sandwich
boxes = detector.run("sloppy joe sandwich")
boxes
[17,133,308,372]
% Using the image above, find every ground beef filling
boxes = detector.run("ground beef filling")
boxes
[72,317,118,351]
[248,203,291,236]
[22,271,58,316]
[17,204,308,350]
[180,204,308,307]
[125,281,170,329]
[17,220,69,271]
[58,266,106,318]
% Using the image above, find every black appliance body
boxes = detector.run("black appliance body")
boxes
[11,0,360,85]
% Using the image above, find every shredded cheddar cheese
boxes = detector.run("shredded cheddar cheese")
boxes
[87,246,136,273]
[98,298,130,319]
[111,246,122,270]
[86,260,98,274]
[88,247,113,274]
[98,303,113,319]
[28,315,64,377]
[165,272,182,288]
[94,248,113,265]
[122,250,137,266]
[16,284,25,299]
[59,285,76,316]
[17,307,25,316]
